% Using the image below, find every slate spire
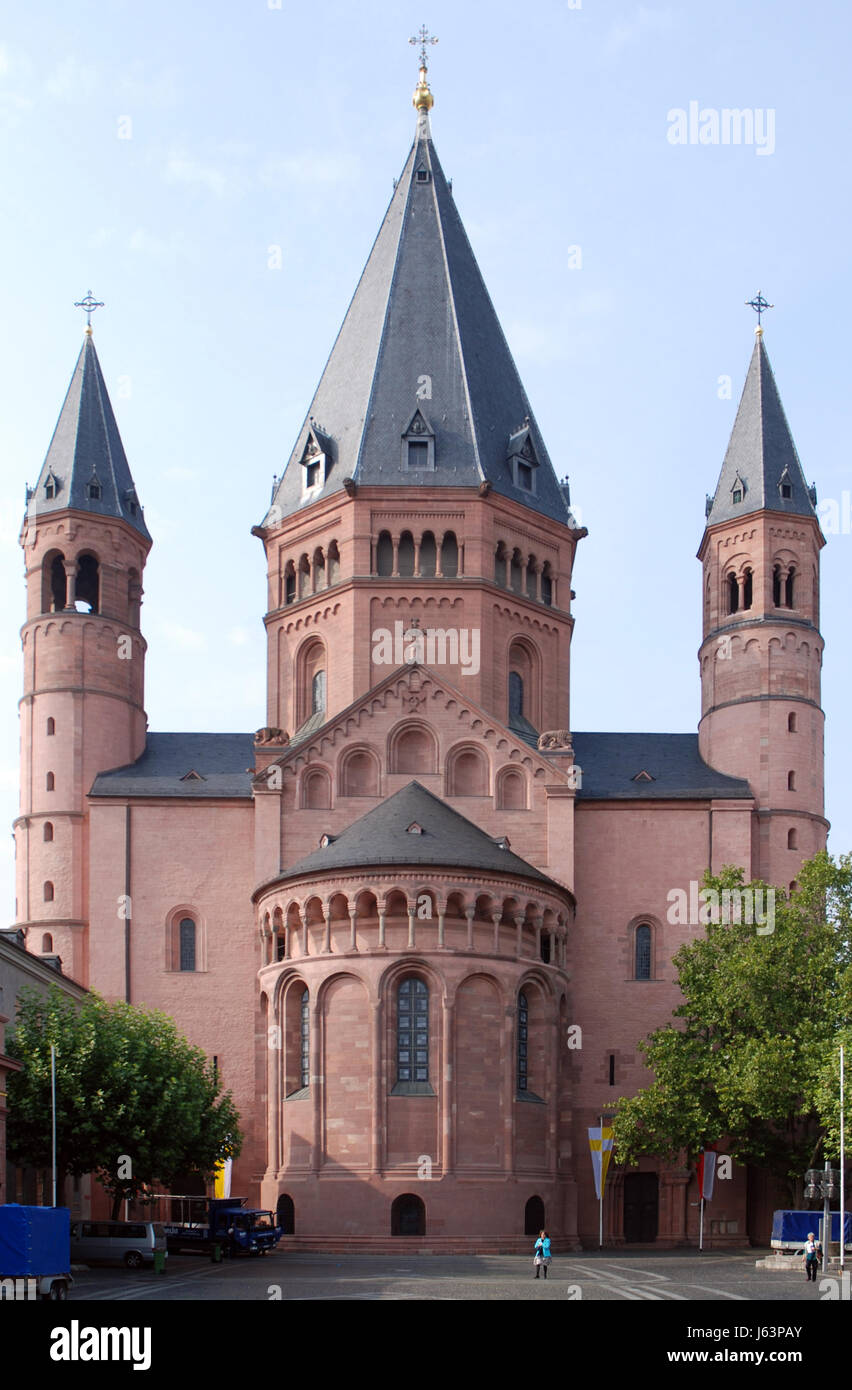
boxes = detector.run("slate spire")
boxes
[263,82,571,526]
[26,331,150,540]
[704,330,817,529]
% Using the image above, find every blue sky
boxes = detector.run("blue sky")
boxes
[1,0,850,919]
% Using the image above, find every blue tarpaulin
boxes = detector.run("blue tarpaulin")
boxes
[0,1205,70,1276]
[771,1209,852,1249]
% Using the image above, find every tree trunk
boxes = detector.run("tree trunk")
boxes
[111,1191,124,1221]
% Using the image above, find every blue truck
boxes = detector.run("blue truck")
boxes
[162,1196,281,1257]
[0,1204,73,1300]
[771,1209,852,1251]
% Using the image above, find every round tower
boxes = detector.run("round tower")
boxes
[697,325,827,888]
[14,324,151,982]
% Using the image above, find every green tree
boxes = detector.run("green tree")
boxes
[612,851,852,1201]
[7,987,242,1218]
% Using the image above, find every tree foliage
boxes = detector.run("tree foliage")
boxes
[7,987,242,1218]
[612,852,852,1197]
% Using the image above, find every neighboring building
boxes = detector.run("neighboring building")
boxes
[0,928,90,1212]
[11,60,826,1247]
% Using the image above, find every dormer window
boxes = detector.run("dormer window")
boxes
[779,469,793,501]
[731,473,746,506]
[401,409,435,471]
[44,471,60,500]
[732,488,743,504]
[507,421,539,495]
[415,166,430,184]
[124,487,140,517]
[300,425,333,498]
[87,475,102,500]
[781,483,792,499]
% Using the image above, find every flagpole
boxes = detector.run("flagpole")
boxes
[599,1114,604,1250]
[699,1195,704,1253]
[841,1044,846,1273]
[50,1043,57,1208]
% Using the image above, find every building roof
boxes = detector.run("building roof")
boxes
[25,332,151,541]
[89,733,255,799]
[571,733,753,800]
[261,104,574,527]
[704,333,816,529]
[277,781,561,887]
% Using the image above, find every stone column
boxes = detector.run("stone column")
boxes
[413,539,421,577]
[491,912,502,954]
[437,910,446,949]
[465,907,475,952]
[407,903,416,949]
[392,537,400,578]
[441,992,454,1175]
[302,909,309,958]
[378,908,387,949]
[322,900,332,954]
[515,914,525,958]
[62,561,76,610]
[348,906,358,952]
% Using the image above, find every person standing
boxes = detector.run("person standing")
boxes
[802,1232,821,1282]
[534,1230,552,1279]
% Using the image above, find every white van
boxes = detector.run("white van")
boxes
[70,1219,168,1269]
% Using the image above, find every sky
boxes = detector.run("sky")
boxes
[1,0,850,919]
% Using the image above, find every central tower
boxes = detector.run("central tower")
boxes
[253,57,586,748]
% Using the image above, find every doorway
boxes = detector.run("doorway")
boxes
[623,1173,658,1243]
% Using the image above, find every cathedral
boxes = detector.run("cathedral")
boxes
[13,56,826,1249]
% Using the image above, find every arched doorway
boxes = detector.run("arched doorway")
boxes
[524,1195,545,1235]
[391,1193,425,1236]
[276,1194,295,1235]
[623,1174,658,1243]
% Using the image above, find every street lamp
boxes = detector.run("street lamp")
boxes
[804,1162,841,1273]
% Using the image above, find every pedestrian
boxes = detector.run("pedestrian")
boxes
[802,1232,821,1282]
[534,1229,552,1279]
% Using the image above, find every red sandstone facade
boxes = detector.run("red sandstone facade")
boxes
[12,81,827,1249]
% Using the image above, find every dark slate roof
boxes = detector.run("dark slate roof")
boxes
[262,106,572,527]
[26,333,150,540]
[89,733,255,798]
[280,781,559,885]
[705,334,816,529]
[570,733,752,800]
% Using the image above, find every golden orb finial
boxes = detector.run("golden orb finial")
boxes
[409,25,437,112]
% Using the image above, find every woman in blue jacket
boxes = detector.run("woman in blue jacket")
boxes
[534,1230,552,1279]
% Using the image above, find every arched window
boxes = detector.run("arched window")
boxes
[510,549,523,593]
[391,1193,425,1236]
[41,933,53,954]
[46,717,55,736]
[785,567,796,608]
[727,572,739,614]
[525,558,537,600]
[298,554,310,598]
[743,568,753,609]
[300,990,310,1089]
[43,881,54,902]
[635,924,652,980]
[787,770,796,791]
[312,548,325,592]
[302,767,331,810]
[46,772,55,792]
[773,565,782,606]
[312,669,326,716]
[296,639,327,728]
[398,531,415,577]
[327,540,340,586]
[497,767,527,810]
[284,561,296,605]
[541,563,553,606]
[517,991,529,1091]
[43,552,67,613]
[788,711,797,732]
[419,531,437,577]
[440,531,458,577]
[179,917,196,972]
[376,531,393,576]
[75,553,99,613]
[447,745,488,797]
[787,828,798,850]
[397,978,428,1083]
[494,542,507,587]
[508,671,524,719]
[43,822,54,842]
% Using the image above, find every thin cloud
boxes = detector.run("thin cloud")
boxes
[164,153,228,198]
[607,7,675,51]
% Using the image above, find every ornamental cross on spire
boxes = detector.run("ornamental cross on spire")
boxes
[74,290,104,329]
[410,24,438,68]
[745,291,773,327]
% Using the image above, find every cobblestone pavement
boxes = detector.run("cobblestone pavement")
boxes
[68,1250,840,1301]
